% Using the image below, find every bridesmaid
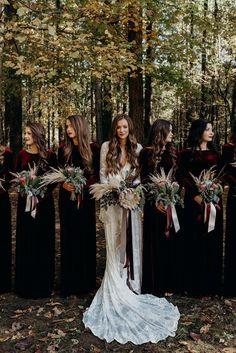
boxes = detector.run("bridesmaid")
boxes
[0,144,14,293]
[222,122,236,297]
[15,121,57,298]
[141,119,183,296]
[58,115,100,297]
[177,119,223,297]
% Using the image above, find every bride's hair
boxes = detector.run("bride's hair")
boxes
[106,114,138,175]
[63,115,92,170]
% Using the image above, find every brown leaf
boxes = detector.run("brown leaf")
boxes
[222,349,236,353]
[199,324,211,334]
[189,332,201,341]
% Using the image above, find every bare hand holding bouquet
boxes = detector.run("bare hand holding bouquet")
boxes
[11,163,46,218]
[146,168,183,237]
[190,166,223,233]
[40,166,87,208]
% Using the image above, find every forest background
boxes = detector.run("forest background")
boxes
[1,0,236,150]
[0,1,236,353]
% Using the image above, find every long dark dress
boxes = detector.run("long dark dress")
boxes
[177,148,223,296]
[141,148,183,296]
[222,143,236,297]
[0,148,14,293]
[58,143,100,297]
[14,150,57,298]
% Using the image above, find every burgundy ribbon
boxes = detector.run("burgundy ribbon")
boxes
[165,204,172,238]
[120,209,134,280]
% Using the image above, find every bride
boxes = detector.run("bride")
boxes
[83,114,180,344]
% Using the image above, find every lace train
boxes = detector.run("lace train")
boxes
[83,205,180,344]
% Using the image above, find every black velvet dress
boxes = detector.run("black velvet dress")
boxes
[58,143,100,297]
[0,149,14,294]
[177,148,223,296]
[222,143,236,297]
[14,150,57,298]
[141,148,183,296]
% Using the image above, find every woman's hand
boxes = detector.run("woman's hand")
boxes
[155,202,166,214]
[194,195,203,205]
[62,182,75,192]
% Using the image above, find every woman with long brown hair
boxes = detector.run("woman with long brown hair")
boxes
[14,121,57,298]
[141,118,183,296]
[58,115,100,297]
[222,122,236,297]
[0,143,14,293]
[83,114,179,344]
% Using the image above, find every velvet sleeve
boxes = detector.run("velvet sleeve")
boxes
[222,144,236,186]
[0,150,14,190]
[86,143,101,187]
[176,149,200,198]
[140,148,151,184]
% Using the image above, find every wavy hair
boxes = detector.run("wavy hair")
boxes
[106,114,138,175]
[147,118,174,165]
[64,115,92,170]
[25,121,47,159]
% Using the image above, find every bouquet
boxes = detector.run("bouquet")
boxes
[146,168,183,237]
[40,166,87,208]
[190,166,223,232]
[90,174,145,211]
[11,163,46,218]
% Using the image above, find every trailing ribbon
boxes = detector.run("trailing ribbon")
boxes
[120,208,134,280]
[76,187,84,209]
[165,202,180,238]
[204,201,217,233]
[25,194,39,218]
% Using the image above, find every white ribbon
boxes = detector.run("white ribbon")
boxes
[25,194,39,218]
[171,203,180,233]
[204,202,217,233]
[120,208,128,273]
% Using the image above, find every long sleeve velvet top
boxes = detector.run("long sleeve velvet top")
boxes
[58,143,100,188]
[176,148,221,198]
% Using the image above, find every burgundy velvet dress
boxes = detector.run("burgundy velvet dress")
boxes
[58,143,100,297]
[222,143,236,297]
[0,149,14,293]
[14,150,57,298]
[141,148,183,296]
[177,148,223,296]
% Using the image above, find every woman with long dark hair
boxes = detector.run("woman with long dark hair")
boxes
[58,115,100,297]
[14,121,57,298]
[177,119,223,297]
[0,144,13,293]
[221,122,236,297]
[141,119,183,296]
[83,114,179,345]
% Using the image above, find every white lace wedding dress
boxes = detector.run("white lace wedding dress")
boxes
[83,142,180,344]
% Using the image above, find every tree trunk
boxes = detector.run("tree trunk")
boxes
[128,5,144,142]
[94,78,103,144]
[144,22,152,140]
[4,3,22,152]
[199,0,208,119]
[102,79,112,142]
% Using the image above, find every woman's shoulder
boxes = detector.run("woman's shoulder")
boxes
[222,143,234,151]
[90,142,100,152]
[136,143,143,154]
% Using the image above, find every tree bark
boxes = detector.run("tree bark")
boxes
[128,5,144,142]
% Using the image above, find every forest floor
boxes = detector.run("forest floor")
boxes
[0,189,235,353]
